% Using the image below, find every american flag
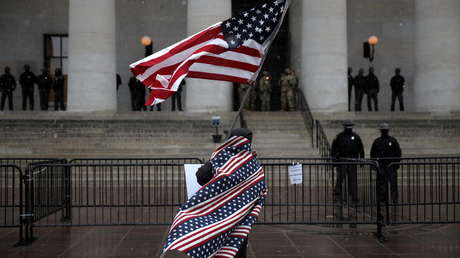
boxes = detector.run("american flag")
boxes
[162,136,267,257]
[130,0,289,106]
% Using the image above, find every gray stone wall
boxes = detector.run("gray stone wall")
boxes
[0,0,187,111]
[0,0,417,112]
[347,0,415,112]
[0,0,68,111]
[116,0,187,112]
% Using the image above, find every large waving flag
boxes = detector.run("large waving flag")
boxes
[162,136,267,258]
[130,0,289,106]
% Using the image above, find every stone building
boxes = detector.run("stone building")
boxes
[0,0,459,112]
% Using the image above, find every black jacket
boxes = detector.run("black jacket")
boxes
[370,135,402,166]
[390,75,405,93]
[331,131,365,159]
[0,74,16,92]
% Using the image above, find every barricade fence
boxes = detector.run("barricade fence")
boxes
[1,156,460,245]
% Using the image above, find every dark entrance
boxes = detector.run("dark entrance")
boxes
[232,0,290,111]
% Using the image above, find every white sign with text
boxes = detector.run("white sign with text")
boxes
[288,164,303,185]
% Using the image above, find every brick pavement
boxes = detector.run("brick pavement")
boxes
[1,224,460,257]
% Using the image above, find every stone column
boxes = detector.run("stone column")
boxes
[68,0,116,112]
[185,0,232,112]
[414,0,460,112]
[299,0,348,112]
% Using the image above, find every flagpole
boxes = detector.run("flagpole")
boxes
[227,84,253,138]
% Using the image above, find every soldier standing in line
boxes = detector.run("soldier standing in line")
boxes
[354,68,366,112]
[37,68,53,110]
[53,68,66,111]
[238,83,251,110]
[172,80,184,112]
[348,67,354,112]
[258,70,272,111]
[19,64,36,111]
[249,81,258,111]
[137,80,147,111]
[116,73,122,92]
[128,76,138,111]
[371,123,402,218]
[390,68,406,112]
[0,66,16,111]
[279,68,298,111]
[365,67,380,112]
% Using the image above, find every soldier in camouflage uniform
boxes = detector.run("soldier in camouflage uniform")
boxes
[279,68,298,111]
[238,83,251,110]
[258,71,272,111]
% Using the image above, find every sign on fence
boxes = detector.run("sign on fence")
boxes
[288,163,303,185]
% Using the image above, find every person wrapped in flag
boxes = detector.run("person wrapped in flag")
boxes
[161,128,266,258]
[130,0,289,107]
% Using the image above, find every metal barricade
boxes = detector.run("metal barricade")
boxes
[259,161,381,227]
[386,161,460,225]
[0,164,25,244]
[69,157,204,165]
[27,163,190,231]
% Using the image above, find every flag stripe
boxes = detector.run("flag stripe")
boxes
[194,56,259,73]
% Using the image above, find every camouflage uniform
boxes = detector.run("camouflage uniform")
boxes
[238,83,251,110]
[279,68,297,111]
[258,72,272,111]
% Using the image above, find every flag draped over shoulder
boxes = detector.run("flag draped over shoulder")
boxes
[130,0,289,106]
[162,136,267,258]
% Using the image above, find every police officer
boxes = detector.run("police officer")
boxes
[19,64,36,110]
[172,80,184,111]
[347,67,354,112]
[331,120,365,204]
[390,68,405,111]
[370,123,402,206]
[354,68,366,112]
[258,71,272,111]
[53,68,66,111]
[37,68,52,110]
[0,66,16,111]
[279,68,298,111]
[365,67,379,111]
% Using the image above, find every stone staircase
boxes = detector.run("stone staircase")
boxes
[244,111,318,157]
[315,112,460,156]
[0,112,235,159]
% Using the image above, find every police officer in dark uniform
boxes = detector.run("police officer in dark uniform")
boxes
[370,123,402,207]
[390,68,405,111]
[19,64,36,110]
[37,68,52,110]
[331,120,365,204]
[53,68,66,111]
[172,80,184,111]
[354,68,366,112]
[365,67,379,111]
[0,66,16,111]
[347,67,354,112]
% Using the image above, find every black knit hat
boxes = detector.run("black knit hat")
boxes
[230,128,253,142]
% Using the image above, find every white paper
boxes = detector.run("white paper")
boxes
[288,164,303,185]
[184,164,203,199]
